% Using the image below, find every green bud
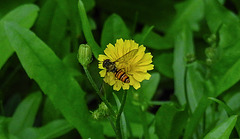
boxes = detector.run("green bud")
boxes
[78,44,92,67]
[207,34,217,44]
[205,47,216,59]
[186,54,196,64]
[91,102,110,120]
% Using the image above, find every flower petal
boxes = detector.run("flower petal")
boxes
[137,52,153,66]
[99,69,106,77]
[113,80,122,91]
[98,63,104,69]
[133,64,154,72]
[104,43,118,61]
[130,45,146,64]
[98,54,109,61]
[133,72,151,82]
[122,83,130,90]
[129,76,141,90]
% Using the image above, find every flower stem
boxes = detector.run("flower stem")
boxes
[83,67,116,116]
[116,91,128,139]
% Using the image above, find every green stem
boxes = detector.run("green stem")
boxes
[78,0,103,58]
[107,116,117,134]
[184,66,191,114]
[116,91,128,139]
[83,67,115,116]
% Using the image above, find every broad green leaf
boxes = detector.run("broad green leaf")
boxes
[18,120,73,139]
[205,0,240,96]
[184,96,211,139]
[37,120,73,139]
[0,4,39,69]
[186,62,204,112]
[153,53,173,78]
[203,115,237,139]
[173,26,194,105]
[0,116,10,139]
[42,97,62,125]
[101,14,130,49]
[4,22,104,139]
[155,103,188,139]
[166,0,204,43]
[139,72,160,102]
[210,39,240,96]
[134,26,172,50]
[100,121,115,137]
[204,0,239,33]
[8,92,42,135]
[34,0,68,58]
[0,0,36,19]
[208,97,234,116]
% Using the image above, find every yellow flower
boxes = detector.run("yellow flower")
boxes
[98,39,154,91]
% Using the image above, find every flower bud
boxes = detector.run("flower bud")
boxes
[78,44,92,67]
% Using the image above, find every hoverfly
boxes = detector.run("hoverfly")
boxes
[102,49,138,83]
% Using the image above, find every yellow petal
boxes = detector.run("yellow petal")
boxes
[137,52,153,66]
[130,45,146,64]
[129,76,140,89]
[108,73,116,85]
[98,63,104,69]
[113,80,122,91]
[133,72,151,82]
[122,83,130,90]
[133,64,154,72]
[98,54,109,61]
[104,43,118,61]
[99,69,106,77]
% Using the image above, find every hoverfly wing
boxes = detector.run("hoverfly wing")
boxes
[114,49,138,63]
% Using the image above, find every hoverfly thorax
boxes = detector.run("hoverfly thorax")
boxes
[103,59,117,72]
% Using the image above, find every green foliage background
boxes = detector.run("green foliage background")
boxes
[1,0,240,138]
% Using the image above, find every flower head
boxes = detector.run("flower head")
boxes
[98,39,154,91]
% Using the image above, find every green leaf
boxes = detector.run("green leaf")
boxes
[0,0,36,19]
[166,0,204,42]
[153,53,173,78]
[140,72,161,102]
[184,96,211,139]
[37,120,73,139]
[208,97,234,116]
[186,62,204,112]
[173,26,194,105]
[134,26,172,50]
[0,116,10,139]
[42,97,62,125]
[8,92,42,135]
[101,14,130,49]
[203,115,237,139]
[34,0,68,58]
[78,0,102,58]
[205,0,240,96]
[0,4,39,69]
[4,22,104,139]
[18,120,73,139]
[204,0,239,33]
[155,103,188,139]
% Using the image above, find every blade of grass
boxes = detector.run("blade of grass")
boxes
[78,0,102,58]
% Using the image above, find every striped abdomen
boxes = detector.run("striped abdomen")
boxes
[115,69,130,83]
